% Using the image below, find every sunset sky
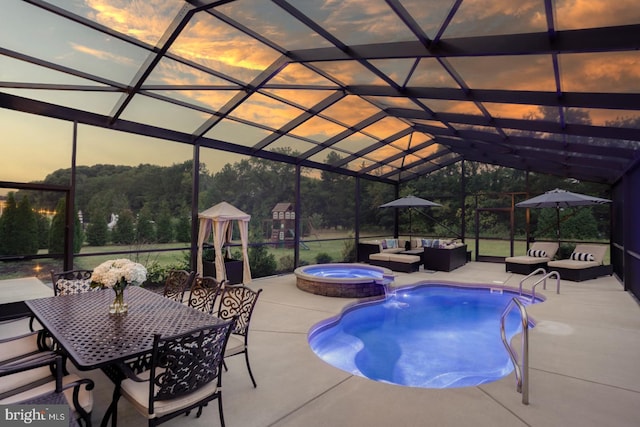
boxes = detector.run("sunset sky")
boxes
[1,0,639,192]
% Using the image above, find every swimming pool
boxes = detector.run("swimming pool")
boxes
[308,284,541,388]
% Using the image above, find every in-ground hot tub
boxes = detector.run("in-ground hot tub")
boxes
[294,263,394,298]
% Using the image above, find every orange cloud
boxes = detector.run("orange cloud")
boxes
[70,43,136,66]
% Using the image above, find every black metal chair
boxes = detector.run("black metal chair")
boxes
[217,285,263,387]
[187,276,226,314]
[0,352,94,426]
[162,270,196,303]
[118,320,235,427]
[50,269,94,296]
[0,330,53,400]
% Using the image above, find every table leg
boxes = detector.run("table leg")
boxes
[100,383,121,427]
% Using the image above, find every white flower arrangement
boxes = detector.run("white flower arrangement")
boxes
[91,258,147,289]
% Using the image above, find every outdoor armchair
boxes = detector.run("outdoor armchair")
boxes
[0,352,94,426]
[187,276,226,315]
[162,270,196,303]
[217,284,263,387]
[117,319,235,427]
[50,269,95,296]
[0,330,53,399]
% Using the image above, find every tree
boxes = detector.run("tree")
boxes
[16,195,39,255]
[48,199,66,255]
[86,209,109,246]
[0,193,37,255]
[175,209,191,243]
[135,206,155,243]
[0,193,18,255]
[156,203,174,243]
[36,212,50,249]
[112,210,135,245]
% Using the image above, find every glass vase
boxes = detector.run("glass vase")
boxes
[109,285,128,314]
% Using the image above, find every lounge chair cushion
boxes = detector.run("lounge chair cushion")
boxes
[547,259,600,269]
[548,244,608,270]
[505,255,549,265]
[505,242,559,265]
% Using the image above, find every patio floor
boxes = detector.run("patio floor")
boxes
[3,261,640,426]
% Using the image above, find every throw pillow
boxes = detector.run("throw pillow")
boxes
[422,239,432,247]
[527,249,547,258]
[380,240,387,249]
[571,252,595,262]
[387,239,397,249]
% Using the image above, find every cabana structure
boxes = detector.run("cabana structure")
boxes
[197,202,251,284]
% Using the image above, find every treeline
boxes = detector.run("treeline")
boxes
[2,152,611,257]
[0,195,82,256]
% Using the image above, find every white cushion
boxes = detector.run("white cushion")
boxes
[120,370,219,419]
[0,332,40,362]
[224,335,245,357]
[0,373,93,415]
[0,366,52,396]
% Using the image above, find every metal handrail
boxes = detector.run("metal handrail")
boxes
[500,297,529,405]
[531,271,561,302]
[518,267,547,296]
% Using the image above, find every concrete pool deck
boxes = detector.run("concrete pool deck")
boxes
[2,261,639,426]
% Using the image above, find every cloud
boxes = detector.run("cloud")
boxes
[70,42,135,66]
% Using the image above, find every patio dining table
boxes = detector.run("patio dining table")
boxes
[26,286,225,427]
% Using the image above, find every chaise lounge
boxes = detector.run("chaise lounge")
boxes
[505,242,559,275]
[547,244,613,282]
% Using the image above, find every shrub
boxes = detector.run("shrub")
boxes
[341,237,356,262]
[249,244,277,278]
[315,252,333,264]
[278,255,295,272]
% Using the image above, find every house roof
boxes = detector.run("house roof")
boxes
[1,1,639,185]
[272,203,294,213]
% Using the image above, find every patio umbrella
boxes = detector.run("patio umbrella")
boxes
[380,195,441,238]
[515,188,611,240]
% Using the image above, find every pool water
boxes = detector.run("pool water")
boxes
[308,284,539,388]
[301,265,389,280]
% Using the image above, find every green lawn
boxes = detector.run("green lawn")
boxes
[1,237,610,283]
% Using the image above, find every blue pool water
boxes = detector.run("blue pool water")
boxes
[308,284,540,388]
[301,265,389,280]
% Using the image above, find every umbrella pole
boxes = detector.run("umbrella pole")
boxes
[556,207,560,243]
[409,208,412,240]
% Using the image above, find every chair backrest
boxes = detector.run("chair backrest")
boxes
[572,244,608,264]
[149,320,234,405]
[162,270,196,302]
[50,269,94,296]
[187,277,225,314]
[530,242,559,259]
[217,285,262,337]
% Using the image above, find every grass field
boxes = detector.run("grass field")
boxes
[0,235,609,282]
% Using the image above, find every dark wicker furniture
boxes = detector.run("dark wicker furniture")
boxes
[422,245,468,272]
